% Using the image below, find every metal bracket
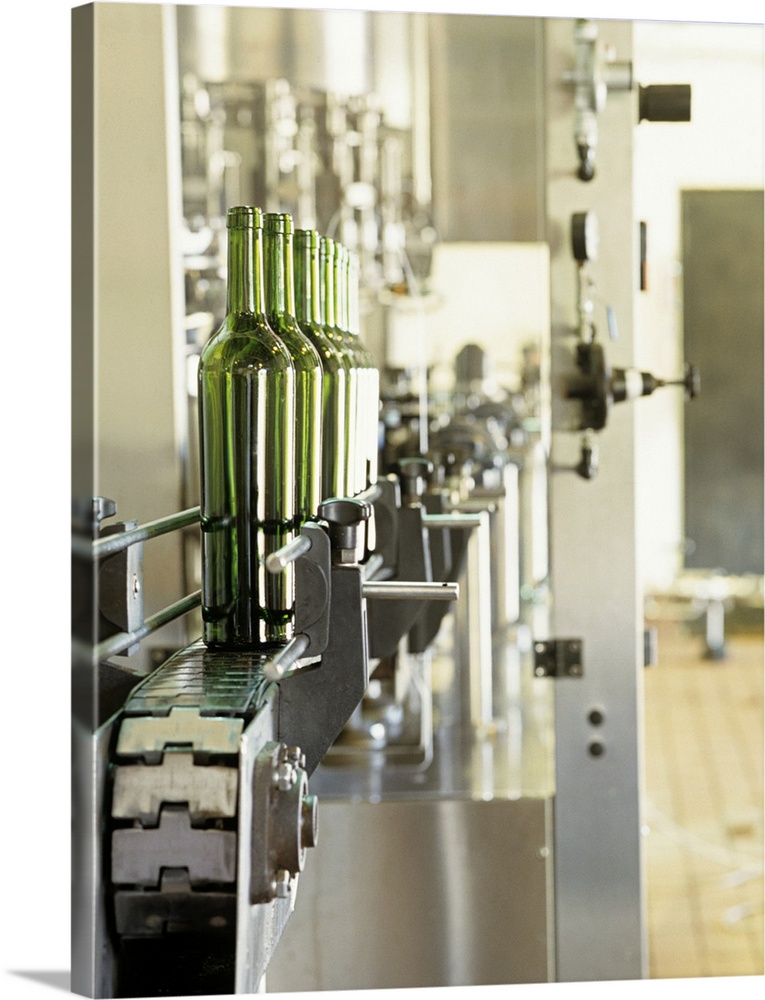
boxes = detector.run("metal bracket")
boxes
[534,639,584,678]
[249,741,318,904]
[293,521,331,658]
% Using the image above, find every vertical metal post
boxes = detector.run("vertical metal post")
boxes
[92,3,189,671]
[455,510,494,731]
[545,18,648,982]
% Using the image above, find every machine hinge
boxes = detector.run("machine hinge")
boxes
[534,639,584,678]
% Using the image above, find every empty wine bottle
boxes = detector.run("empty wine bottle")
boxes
[198,206,296,649]
[331,241,368,496]
[294,228,348,500]
[263,213,324,525]
[346,248,380,488]
[320,236,359,497]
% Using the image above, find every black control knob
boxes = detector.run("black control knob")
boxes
[638,84,692,123]
[398,457,434,502]
[318,498,372,561]
[576,145,596,182]
[571,211,600,263]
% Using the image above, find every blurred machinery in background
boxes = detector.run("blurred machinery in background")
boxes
[72,6,703,997]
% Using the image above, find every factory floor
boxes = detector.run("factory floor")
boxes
[643,607,764,981]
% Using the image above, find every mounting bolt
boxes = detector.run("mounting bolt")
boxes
[285,746,306,769]
[274,869,291,899]
[276,761,296,791]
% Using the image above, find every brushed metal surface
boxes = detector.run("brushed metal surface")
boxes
[266,796,553,991]
[545,18,648,983]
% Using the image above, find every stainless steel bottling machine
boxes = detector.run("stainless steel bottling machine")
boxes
[72,5,699,996]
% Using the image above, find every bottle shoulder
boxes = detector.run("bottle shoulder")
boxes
[269,314,323,373]
[199,314,293,371]
[322,325,355,365]
[299,320,346,370]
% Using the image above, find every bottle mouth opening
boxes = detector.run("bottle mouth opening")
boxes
[264,212,293,234]
[227,206,263,229]
[295,228,320,248]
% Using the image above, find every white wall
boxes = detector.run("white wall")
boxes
[386,242,550,397]
[633,20,764,591]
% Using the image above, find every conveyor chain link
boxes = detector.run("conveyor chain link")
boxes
[110,704,245,939]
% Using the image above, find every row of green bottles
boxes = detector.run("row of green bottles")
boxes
[198,206,379,652]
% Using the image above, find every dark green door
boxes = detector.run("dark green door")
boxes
[681,188,764,575]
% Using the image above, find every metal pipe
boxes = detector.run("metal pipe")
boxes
[265,533,313,573]
[355,481,384,506]
[72,506,201,560]
[422,513,483,529]
[362,552,385,579]
[362,580,458,601]
[263,633,311,681]
[74,590,202,665]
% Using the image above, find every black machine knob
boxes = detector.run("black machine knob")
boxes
[571,211,600,264]
[611,362,700,403]
[318,497,372,560]
[398,457,435,502]
[576,145,596,183]
[638,84,692,123]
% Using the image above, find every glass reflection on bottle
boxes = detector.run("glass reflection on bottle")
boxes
[198,206,296,649]
[295,228,348,500]
[264,213,323,525]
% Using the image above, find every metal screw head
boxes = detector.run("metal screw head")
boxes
[285,746,306,769]
[274,869,291,899]
[276,761,296,791]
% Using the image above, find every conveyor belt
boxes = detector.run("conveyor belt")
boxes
[106,642,273,996]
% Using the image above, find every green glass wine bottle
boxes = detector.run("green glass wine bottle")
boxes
[331,241,367,496]
[198,206,296,650]
[346,248,380,487]
[320,236,359,498]
[263,213,324,524]
[294,228,348,500]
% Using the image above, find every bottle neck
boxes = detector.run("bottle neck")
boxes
[226,223,266,316]
[347,251,359,336]
[320,238,335,329]
[294,232,322,329]
[264,214,299,324]
[333,245,347,333]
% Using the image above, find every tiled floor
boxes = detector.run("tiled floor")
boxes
[643,609,764,980]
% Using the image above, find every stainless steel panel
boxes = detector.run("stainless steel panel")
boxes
[429,14,546,242]
[545,18,647,982]
[266,796,553,991]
